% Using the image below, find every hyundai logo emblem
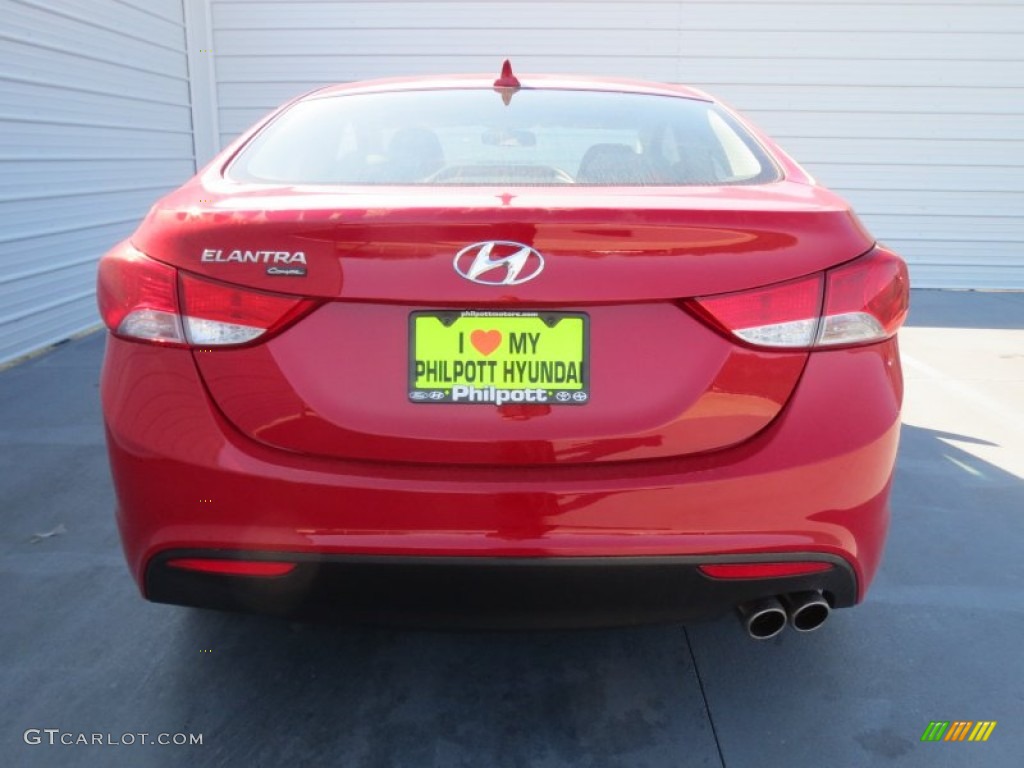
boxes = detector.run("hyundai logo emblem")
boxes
[453,241,545,286]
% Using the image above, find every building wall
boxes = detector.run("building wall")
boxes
[0,0,196,365]
[204,0,1024,290]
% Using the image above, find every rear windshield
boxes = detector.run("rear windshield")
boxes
[228,88,781,186]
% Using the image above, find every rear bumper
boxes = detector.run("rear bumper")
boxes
[147,551,857,628]
[102,334,902,623]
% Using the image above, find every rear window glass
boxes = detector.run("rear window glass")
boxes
[228,88,780,186]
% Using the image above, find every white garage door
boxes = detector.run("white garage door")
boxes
[0,0,195,365]
[206,1,1021,290]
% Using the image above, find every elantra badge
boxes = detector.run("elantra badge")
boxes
[454,241,544,286]
[201,248,307,265]
[201,248,308,277]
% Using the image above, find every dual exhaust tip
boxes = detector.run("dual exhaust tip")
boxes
[737,591,830,640]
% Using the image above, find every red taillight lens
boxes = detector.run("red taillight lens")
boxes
[689,274,823,348]
[96,242,316,347]
[817,246,910,347]
[698,562,833,579]
[97,241,185,345]
[166,558,297,577]
[179,272,315,346]
[688,246,909,350]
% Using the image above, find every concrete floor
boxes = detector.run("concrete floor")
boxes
[1,289,1022,767]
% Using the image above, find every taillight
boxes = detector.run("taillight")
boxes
[97,242,185,345]
[688,274,823,348]
[817,246,909,347]
[688,246,909,350]
[178,272,314,346]
[97,242,316,347]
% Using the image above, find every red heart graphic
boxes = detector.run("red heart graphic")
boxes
[470,329,502,356]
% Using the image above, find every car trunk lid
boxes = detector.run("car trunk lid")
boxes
[135,182,873,465]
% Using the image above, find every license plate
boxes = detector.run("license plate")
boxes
[409,310,589,405]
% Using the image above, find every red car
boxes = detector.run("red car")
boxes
[97,64,908,637]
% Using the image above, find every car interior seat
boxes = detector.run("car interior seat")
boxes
[577,143,663,184]
[377,126,445,182]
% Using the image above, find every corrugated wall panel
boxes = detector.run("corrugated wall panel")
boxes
[205,0,1024,291]
[0,0,194,365]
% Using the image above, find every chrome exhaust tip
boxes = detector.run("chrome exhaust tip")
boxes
[781,591,831,632]
[736,597,787,640]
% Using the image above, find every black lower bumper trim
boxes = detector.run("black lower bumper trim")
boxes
[146,550,858,629]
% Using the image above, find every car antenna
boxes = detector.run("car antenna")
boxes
[493,59,520,105]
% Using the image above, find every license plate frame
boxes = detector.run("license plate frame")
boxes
[408,310,590,405]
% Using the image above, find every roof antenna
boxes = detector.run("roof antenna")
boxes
[493,59,520,105]
[493,59,521,88]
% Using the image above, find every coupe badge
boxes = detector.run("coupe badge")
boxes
[453,241,544,285]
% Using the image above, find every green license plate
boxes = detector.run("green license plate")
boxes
[409,310,590,405]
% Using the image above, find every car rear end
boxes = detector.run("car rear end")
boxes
[98,77,908,633]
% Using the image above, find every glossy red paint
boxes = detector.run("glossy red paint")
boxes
[98,72,908,624]
[493,59,521,89]
[193,302,807,464]
[103,334,901,602]
[132,185,871,302]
